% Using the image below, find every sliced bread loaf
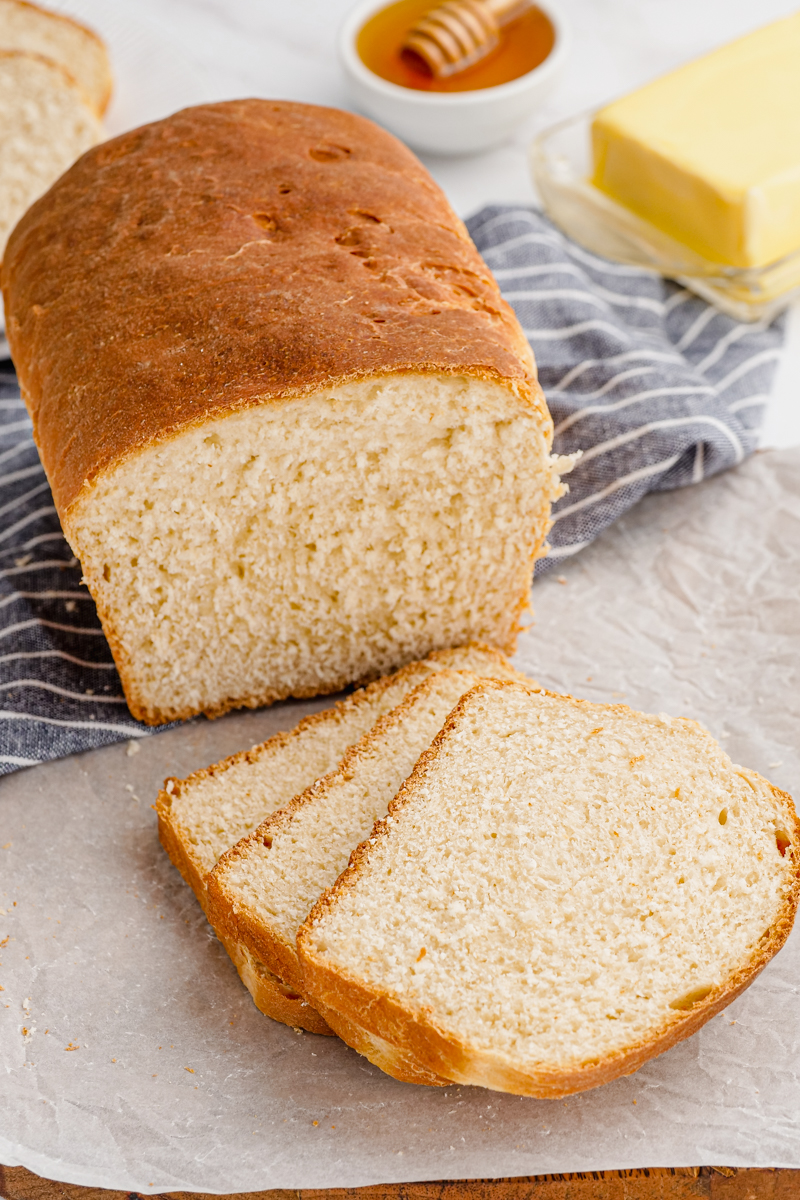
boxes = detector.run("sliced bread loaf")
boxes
[298,681,800,1097]
[0,49,100,261]
[0,0,111,115]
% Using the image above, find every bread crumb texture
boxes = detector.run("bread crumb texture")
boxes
[74,378,554,722]
[0,0,112,116]
[302,686,799,1090]
[0,49,100,259]
[164,645,520,885]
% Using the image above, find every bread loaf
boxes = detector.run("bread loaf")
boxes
[2,100,563,724]
[299,682,800,1097]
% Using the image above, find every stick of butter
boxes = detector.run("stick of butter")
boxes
[591,13,800,269]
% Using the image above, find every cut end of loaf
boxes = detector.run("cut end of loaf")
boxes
[299,683,800,1097]
[68,374,561,724]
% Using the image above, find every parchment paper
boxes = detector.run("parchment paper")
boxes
[1,448,799,1192]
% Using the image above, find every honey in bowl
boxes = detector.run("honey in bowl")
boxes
[357,0,555,93]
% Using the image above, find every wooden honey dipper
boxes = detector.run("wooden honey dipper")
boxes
[401,0,530,79]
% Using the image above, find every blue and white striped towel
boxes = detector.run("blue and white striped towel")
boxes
[0,359,153,772]
[0,205,785,774]
[468,207,785,571]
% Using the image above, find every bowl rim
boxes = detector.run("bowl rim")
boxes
[337,0,571,107]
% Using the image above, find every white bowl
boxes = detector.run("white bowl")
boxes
[337,0,571,156]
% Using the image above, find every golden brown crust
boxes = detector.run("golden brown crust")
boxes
[314,999,449,1086]
[0,0,112,115]
[220,932,335,1036]
[156,781,210,907]
[2,99,548,521]
[298,682,800,1097]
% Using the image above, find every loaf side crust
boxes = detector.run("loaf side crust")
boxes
[228,932,450,1078]
[299,682,800,1097]
[220,932,335,1036]
[314,998,450,1087]
[2,99,549,519]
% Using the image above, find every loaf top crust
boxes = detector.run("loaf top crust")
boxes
[1,99,547,515]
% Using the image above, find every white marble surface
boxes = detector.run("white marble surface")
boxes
[120,0,800,448]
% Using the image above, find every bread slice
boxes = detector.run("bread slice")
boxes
[298,682,800,1097]
[158,643,528,1035]
[2,100,564,725]
[208,668,510,1085]
[0,49,101,261]
[0,0,111,115]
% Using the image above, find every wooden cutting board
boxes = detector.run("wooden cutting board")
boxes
[1,1165,798,1199]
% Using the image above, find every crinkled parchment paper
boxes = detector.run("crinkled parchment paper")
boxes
[1,448,799,1192]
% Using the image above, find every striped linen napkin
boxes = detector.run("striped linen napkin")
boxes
[468,207,786,572]
[0,358,153,771]
[0,206,786,774]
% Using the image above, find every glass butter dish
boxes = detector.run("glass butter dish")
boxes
[529,110,800,323]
